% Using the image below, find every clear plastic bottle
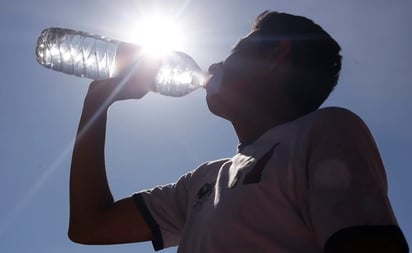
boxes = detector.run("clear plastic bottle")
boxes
[35,27,206,97]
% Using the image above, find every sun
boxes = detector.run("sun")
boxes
[128,14,186,55]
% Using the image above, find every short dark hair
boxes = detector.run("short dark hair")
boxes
[253,11,342,114]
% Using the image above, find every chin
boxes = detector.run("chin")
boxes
[206,93,233,121]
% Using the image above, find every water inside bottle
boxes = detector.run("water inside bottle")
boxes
[155,67,206,96]
[153,51,207,97]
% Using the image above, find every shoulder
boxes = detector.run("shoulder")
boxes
[295,106,370,138]
[195,158,230,171]
[186,158,230,182]
[300,107,385,185]
[192,158,230,176]
[179,158,229,199]
[291,106,381,166]
[304,106,364,126]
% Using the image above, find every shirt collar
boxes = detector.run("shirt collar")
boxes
[237,119,295,157]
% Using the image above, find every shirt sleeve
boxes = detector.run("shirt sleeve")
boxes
[133,171,193,251]
[306,108,399,249]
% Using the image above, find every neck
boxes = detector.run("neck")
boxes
[232,107,301,144]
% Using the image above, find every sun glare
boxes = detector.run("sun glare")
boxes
[129,15,185,55]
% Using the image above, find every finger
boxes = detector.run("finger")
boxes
[122,56,161,96]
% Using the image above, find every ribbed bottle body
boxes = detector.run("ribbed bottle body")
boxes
[36,27,119,80]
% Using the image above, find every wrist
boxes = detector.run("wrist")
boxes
[83,79,120,110]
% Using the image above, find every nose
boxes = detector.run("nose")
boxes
[208,62,223,74]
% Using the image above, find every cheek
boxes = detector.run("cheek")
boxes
[223,56,265,86]
[207,69,224,96]
[224,57,248,76]
[222,65,246,90]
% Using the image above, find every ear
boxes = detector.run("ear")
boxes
[267,40,291,71]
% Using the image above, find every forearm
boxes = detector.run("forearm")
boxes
[69,84,115,233]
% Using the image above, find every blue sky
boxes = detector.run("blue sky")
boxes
[0,0,410,252]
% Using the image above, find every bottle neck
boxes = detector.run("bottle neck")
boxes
[192,71,208,88]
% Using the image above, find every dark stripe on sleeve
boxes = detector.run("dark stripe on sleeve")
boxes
[133,193,164,251]
[324,225,409,253]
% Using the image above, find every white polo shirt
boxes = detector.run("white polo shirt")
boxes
[134,107,399,253]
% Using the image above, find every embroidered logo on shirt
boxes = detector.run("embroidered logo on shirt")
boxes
[243,142,280,184]
[193,182,215,210]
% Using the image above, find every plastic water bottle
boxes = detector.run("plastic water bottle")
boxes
[35,27,206,97]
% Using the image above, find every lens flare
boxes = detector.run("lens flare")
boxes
[128,14,186,56]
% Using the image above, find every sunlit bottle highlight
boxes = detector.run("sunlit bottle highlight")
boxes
[35,27,206,97]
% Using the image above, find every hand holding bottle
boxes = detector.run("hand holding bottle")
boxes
[85,54,161,106]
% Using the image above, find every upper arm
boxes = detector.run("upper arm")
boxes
[323,225,409,253]
[305,108,407,251]
[68,196,152,245]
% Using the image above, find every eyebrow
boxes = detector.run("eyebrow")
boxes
[231,39,246,52]
[231,36,256,53]
[231,30,264,53]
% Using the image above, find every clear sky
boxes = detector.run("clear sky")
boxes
[0,0,410,252]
